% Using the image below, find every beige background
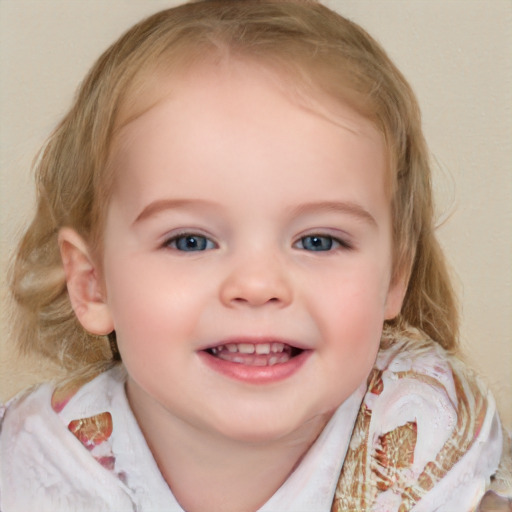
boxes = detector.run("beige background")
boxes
[1,1,511,428]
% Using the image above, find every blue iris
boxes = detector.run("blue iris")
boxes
[300,235,335,251]
[170,235,213,251]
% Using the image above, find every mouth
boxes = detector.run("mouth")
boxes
[204,341,303,367]
[199,338,310,383]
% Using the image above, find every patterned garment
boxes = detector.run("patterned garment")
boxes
[332,327,506,512]
[0,326,507,511]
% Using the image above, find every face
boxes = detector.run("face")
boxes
[97,62,404,442]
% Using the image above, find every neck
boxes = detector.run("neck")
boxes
[127,382,330,512]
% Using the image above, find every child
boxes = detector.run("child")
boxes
[0,1,509,510]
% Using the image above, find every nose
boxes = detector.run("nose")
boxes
[219,252,293,308]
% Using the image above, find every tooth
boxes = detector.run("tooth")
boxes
[233,356,245,364]
[255,343,270,355]
[210,347,218,355]
[268,356,278,366]
[226,344,238,353]
[279,353,291,363]
[271,343,284,353]
[238,343,255,354]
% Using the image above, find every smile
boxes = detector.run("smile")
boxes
[200,339,310,384]
[206,342,301,366]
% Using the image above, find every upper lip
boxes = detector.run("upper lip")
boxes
[198,336,311,352]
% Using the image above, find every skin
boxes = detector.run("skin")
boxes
[59,61,406,511]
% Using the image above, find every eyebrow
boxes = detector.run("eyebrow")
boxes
[134,198,377,227]
[133,198,218,224]
[289,201,377,227]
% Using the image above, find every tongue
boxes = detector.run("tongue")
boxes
[214,350,292,366]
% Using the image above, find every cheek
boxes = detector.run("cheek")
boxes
[319,294,382,404]
[322,293,383,366]
[312,260,392,327]
[103,258,212,351]
[310,265,389,368]
[102,259,164,342]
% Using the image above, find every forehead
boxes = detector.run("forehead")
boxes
[112,57,384,159]
[113,49,383,137]
[107,60,389,225]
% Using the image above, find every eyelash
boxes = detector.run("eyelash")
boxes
[293,234,353,252]
[163,232,217,252]
[162,232,352,253]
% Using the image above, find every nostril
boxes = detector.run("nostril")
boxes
[231,296,280,305]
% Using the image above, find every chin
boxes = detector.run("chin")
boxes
[208,406,331,445]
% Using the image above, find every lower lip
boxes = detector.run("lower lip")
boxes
[198,350,311,384]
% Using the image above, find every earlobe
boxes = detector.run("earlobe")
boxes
[384,273,408,320]
[58,228,114,335]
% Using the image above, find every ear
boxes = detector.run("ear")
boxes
[384,271,408,320]
[58,228,114,335]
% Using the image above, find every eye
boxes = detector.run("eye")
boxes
[295,234,351,252]
[165,233,216,252]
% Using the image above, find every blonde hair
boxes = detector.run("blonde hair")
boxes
[10,0,458,371]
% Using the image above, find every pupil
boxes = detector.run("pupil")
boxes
[303,235,332,251]
[175,235,207,251]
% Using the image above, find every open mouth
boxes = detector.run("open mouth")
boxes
[205,342,303,367]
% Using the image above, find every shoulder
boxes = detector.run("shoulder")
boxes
[333,326,504,512]
[0,382,70,510]
[0,365,133,511]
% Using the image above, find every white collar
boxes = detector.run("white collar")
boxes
[2,366,363,512]
[259,384,365,511]
[102,367,364,511]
